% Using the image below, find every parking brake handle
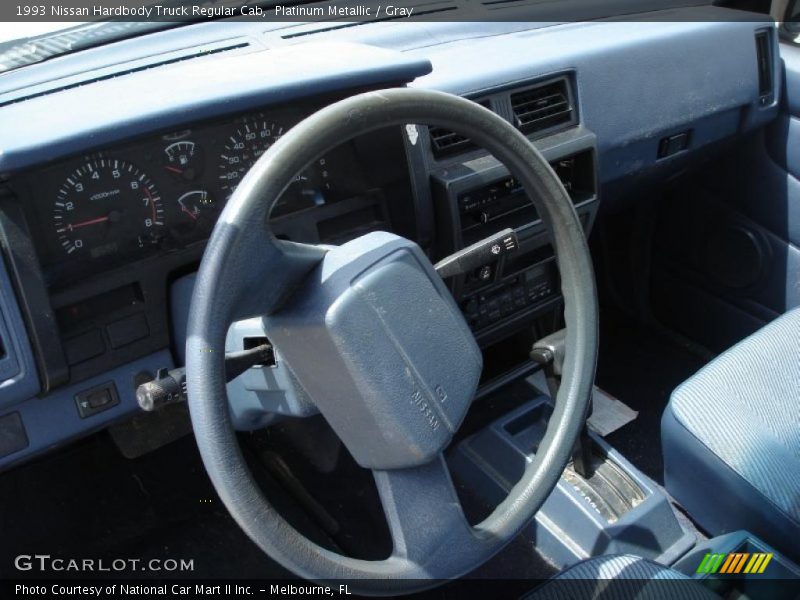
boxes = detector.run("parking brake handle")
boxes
[530,329,594,478]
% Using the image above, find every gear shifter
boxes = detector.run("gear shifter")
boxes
[531,328,594,478]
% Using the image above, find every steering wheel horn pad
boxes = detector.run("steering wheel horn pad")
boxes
[186,88,598,591]
[265,231,482,470]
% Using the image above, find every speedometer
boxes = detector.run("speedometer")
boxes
[217,117,284,196]
[52,158,165,258]
[217,116,334,217]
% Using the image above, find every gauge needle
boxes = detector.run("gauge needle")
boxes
[64,215,110,231]
[180,204,198,220]
[164,166,183,174]
[143,186,158,222]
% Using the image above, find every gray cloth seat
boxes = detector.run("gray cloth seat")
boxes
[523,555,718,599]
[661,307,800,562]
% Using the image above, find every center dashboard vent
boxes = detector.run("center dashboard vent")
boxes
[428,98,491,158]
[429,77,576,160]
[510,78,574,136]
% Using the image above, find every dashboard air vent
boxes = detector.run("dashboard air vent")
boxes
[755,30,773,104]
[510,78,574,136]
[429,99,490,159]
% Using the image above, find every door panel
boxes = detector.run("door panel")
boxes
[650,41,800,352]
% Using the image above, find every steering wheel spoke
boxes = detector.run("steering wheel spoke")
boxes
[373,454,473,564]
[205,214,327,322]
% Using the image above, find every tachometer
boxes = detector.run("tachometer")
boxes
[52,158,165,257]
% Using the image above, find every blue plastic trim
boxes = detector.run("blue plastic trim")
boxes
[0,349,172,472]
[171,273,318,430]
[0,255,40,409]
[782,42,800,118]
[450,394,696,569]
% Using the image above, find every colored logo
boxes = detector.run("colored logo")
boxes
[696,552,773,575]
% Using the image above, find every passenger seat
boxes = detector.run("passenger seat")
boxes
[662,308,800,562]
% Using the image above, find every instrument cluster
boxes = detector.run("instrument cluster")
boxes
[21,108,370,287]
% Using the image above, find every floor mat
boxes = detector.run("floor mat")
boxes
[596,312,707,484]
[587,387,638,437]
[526,371,638,437]
[0,432,294,579]
[1,416,559,585]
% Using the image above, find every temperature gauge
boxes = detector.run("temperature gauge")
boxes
[176,190,215,223]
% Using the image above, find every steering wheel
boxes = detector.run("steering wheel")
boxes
[186,88,598,593]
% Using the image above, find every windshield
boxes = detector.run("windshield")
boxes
[0,23,83,43]
[0,0,264,74]
[0,20,182,74]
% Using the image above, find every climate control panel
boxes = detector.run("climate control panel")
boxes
[461,261,557,331]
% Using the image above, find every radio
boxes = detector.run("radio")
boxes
[456,151,595,245]
[458,176,531,229]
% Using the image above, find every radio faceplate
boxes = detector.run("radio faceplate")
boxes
[457,150,595,246]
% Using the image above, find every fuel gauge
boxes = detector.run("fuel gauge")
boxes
[164,141,203,181]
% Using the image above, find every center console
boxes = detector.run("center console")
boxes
[425,124,599,384]
[449,378,695,567]
[449,375,800,594]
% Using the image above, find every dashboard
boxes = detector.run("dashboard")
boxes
[3,94,417,398]
[13,106,400,290]
[0,13,780,471]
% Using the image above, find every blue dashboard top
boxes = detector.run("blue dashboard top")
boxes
[0,7,776,183]
[0,41,432,173]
